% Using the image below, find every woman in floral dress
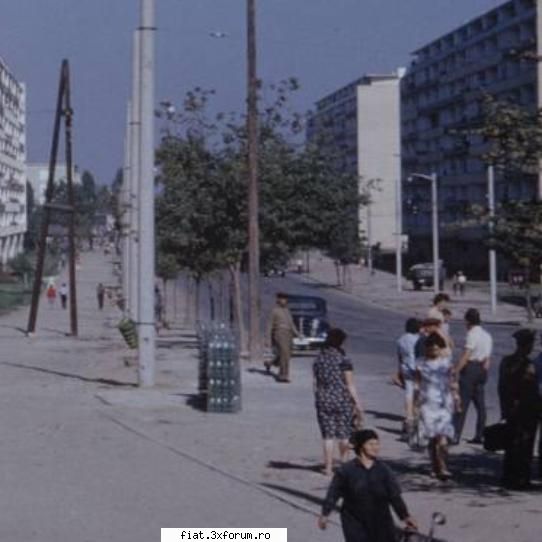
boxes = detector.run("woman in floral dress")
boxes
[313,328,363,476]
[416,332,458,480]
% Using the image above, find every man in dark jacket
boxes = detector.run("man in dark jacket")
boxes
[498,329,540,490]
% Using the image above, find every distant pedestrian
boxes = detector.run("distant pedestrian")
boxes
[59,283,68,310]
[96,283,105,310]
[46,283,57,308]
[313,328,363,476]
[396,318,421,435]
[453,308,493,444]
[416,332,458,480]
[452,273,459,295]
[264,292,299,382]
[498,329,540,490]
[457,271,467,296]
[318,429,417,542]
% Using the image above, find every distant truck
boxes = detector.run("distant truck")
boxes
[407,262,445,291]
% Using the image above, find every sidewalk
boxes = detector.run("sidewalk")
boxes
[303,254,539,327]
[1,251,539,541]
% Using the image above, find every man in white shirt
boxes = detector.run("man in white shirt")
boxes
[453,308,493,444]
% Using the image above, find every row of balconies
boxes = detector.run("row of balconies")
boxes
[412,3,534,68]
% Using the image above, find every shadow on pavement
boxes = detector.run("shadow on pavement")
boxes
[260,482,324,508]
[1,362,137,388]
[376,424,403,437]
[366,409,404,422]
[267,460,323,474]
[385,451,531,500]
[182,393,206,412]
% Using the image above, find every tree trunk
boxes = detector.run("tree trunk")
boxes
[229,262,248,358]
[335,260,341,287]
[208,279,215,321]
[218,270,225,321]
[185,275,193,325]
[162,278,168,323]
[525,267,533,322]
[173,276,178,321]
[194,277,201,324]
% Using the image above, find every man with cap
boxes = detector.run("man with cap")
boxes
[453,308,493,444]
[265,292,299,382]
[498,329,540,490]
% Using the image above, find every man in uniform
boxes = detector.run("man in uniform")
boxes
[265,292,299,383]
[453,308,493,444]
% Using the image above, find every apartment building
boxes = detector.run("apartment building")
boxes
[401,0,540,276]
[0,56,26,268]
[307,71,403,256]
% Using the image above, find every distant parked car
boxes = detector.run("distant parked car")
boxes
[262,265,286,278]
[407,263,445,291]
[285,294,330,351]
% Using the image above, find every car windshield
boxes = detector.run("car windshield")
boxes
[287,298,325,313]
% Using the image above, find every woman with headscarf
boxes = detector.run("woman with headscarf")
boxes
[313,328,363,476]
[318,429,417,542]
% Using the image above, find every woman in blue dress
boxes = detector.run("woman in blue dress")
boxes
[416,332,459,480]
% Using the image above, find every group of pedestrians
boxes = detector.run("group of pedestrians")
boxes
[45,282,69,309]
[262,290,541,541]
[396,292,542,489]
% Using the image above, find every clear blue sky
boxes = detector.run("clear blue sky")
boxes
[0,0,503,185]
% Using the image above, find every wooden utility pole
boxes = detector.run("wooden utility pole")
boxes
[64,65,78,336]
[27,60,78,336]
[247,0,261,362]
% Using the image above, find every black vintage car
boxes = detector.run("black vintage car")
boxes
[285,294,329,350]
[407,263,445,291]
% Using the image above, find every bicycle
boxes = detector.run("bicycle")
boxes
[401,512,446,542]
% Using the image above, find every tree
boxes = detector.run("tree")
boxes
[452,95,542,317]
[154,83,370,339]
[490,200,542,320]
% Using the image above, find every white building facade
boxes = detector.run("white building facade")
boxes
[0,56,26,268]
[27,163,82,205]
[307,72,403,256]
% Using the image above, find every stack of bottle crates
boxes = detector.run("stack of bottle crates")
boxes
[198,323,241,413]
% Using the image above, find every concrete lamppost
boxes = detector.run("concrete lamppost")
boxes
[409,172,439,295]
[137,0,156,387]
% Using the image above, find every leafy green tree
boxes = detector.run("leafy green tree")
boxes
[452,95,542,317]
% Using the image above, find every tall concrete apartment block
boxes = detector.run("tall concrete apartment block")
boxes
[401,0,540,276]
[307,72,403,256]
[0,56,26,268]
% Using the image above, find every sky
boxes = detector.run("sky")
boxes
[0,0,506,185]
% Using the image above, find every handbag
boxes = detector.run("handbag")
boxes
[483,422,509,452]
